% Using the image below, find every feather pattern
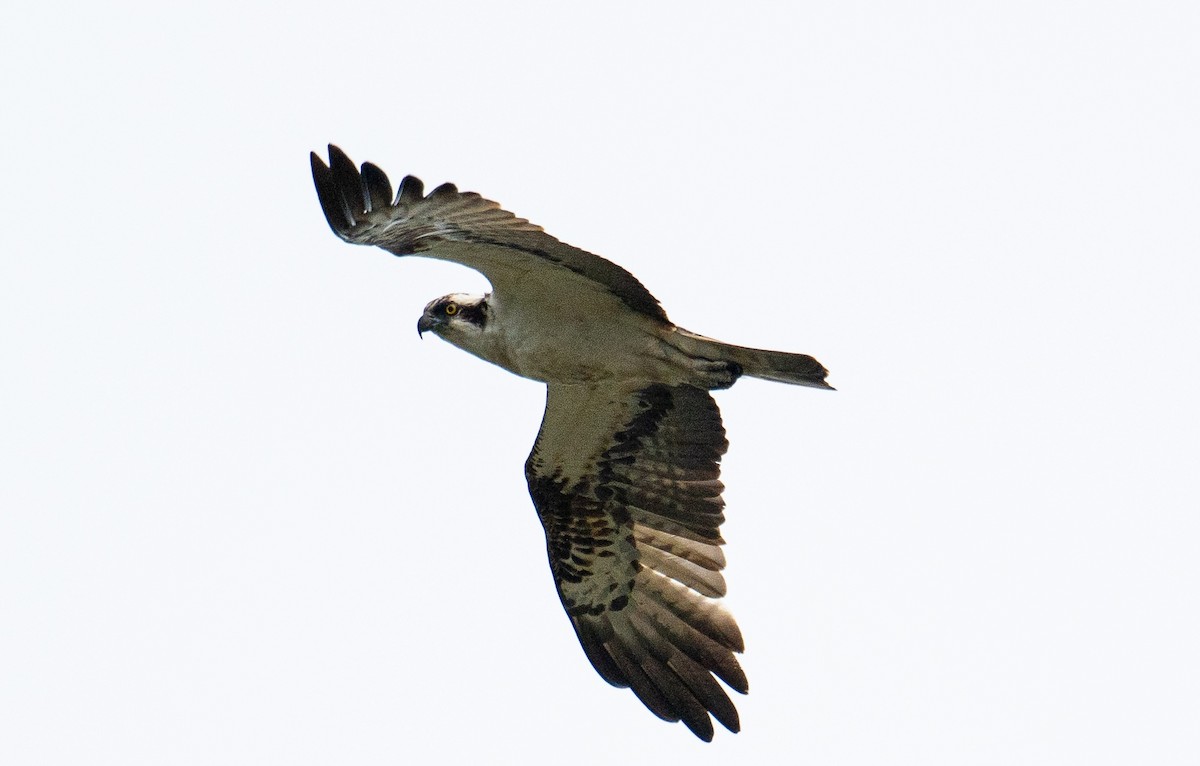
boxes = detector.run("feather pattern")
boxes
[310,145,668,322]
[309,144,833,740]
[526,382,746,741]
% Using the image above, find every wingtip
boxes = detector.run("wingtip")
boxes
[310,143,358,234]
[327,143,350,164]
[309,150,328,174]
[689,722,716,743]
[396,174,425,205]
[360,161,394,212]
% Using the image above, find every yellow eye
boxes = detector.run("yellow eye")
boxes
[444,303,459,316]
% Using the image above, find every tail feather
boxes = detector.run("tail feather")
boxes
[725,345,833,389]
[674,329,834,390]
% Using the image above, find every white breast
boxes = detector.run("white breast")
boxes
[488,283,675,384]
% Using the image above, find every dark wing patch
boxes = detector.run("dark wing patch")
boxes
[310,145,668,323]
[526,384,746,741]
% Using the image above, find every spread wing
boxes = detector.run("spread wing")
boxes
[525,382,747,741]
[310,145,668,323]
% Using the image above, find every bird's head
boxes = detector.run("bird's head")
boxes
[417,293,489,340]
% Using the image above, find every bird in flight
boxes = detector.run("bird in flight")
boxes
[310,145,831,741]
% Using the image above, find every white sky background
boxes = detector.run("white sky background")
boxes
[2,1,1197,763]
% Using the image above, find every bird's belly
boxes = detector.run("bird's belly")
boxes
[505,316,676,384]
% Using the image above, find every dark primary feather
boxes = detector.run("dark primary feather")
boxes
[526,383,747,741]
[360,162,392,212]
[309,145,669,323]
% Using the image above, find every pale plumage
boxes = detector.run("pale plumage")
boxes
[311,145,831,740]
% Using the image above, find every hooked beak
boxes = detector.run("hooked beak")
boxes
[416,314,438,338]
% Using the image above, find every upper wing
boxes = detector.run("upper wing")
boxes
[310,145,668,323]
[525,382,747,741]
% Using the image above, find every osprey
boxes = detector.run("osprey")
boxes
[310,146,831,741]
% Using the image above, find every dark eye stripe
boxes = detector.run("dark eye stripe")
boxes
[456,301,488,330]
